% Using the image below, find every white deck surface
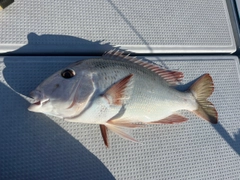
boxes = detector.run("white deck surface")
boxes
[0,0,236,54]
[0,0,239,179]
[0,56,240,179]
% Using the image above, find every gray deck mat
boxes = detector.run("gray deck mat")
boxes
[0,0,236,54]
[0,55,240,179]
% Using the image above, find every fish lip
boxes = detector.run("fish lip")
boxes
[28,98,50,112]
[33,100,41,105]
[31,98,50,106]
[28,90,50,111]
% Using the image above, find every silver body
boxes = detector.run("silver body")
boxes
[68,58,197,124]
[28,54,198,125]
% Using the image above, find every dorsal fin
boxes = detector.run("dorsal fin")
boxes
[103,50,183,85]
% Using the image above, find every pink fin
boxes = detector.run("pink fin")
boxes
[105,124,138,142]
[103,50,183,85]
[108,119,145,128]
[100,125,108,147]
[149,114,188,124]
[104,74,133,105]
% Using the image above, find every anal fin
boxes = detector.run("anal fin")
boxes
[149,114,188,124]
[105,124,138,142]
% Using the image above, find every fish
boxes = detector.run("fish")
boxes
[28,50,218,147]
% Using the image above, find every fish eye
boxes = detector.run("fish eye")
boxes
[61,69,76,79]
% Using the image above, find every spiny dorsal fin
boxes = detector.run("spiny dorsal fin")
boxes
[103,50,184,85]
[104,74,133,105]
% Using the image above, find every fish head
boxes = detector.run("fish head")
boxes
[28,62,95,118]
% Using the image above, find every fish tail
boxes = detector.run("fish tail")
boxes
[190,74,218,124]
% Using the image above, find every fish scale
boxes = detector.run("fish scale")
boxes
[28,50,218,146]
[83,57,195,122]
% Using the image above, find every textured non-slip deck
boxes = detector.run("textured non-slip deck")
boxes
[0,55,240,179]
[0,0,236,54]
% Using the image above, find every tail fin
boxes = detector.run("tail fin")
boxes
[190,74,218,124]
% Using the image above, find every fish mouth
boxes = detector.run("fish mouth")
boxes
[28,90,50,111]
[28,98,50,112]
[33,101,41,105]
[32,98,49,106]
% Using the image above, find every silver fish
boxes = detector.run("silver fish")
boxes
[28,50,218,147]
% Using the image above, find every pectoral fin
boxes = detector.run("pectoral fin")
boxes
[104,74,133,105]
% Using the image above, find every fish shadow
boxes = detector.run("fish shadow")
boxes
[174,79,196,92]
[213,122,240,155]
[0,82,115,180]
[1,33,240,180]
[2,32,122,97]
[1,34,116,179]
[3,32,116,56]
